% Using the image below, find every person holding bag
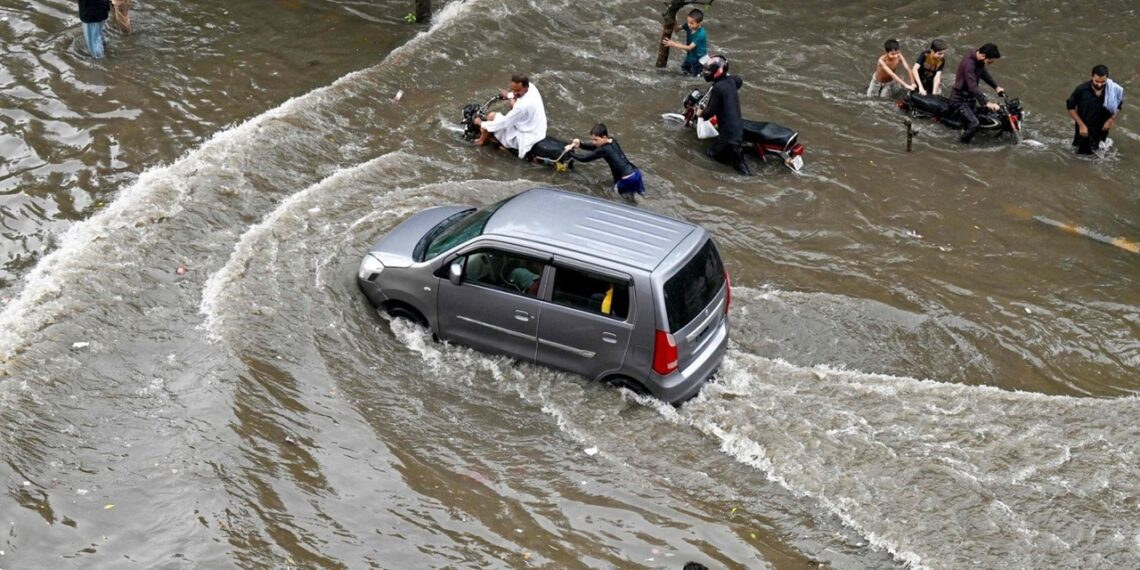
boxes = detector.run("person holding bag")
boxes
[694,55,752,176]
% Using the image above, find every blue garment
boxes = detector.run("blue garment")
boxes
[1105,79,1124,114]
[614,169,645,196]
[681,23,708,67]
[83,21,105,59]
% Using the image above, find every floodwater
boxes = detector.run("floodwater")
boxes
[1,0,1138,568]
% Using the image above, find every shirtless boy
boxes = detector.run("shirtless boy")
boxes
[867,39,914,98]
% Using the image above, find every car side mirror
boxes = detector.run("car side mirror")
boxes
[449,260,463,286]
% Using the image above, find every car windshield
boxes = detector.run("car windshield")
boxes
[421,198,507,260]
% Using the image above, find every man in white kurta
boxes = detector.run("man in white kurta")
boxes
[474,75,547,159]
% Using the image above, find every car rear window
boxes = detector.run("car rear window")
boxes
[663,239,725,333]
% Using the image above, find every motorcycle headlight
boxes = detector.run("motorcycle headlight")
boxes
[357,254,385,281]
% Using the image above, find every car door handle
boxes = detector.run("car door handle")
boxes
[602,332,618,344]
[515,309,531,322]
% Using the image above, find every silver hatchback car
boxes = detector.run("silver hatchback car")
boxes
[357,187,730,404]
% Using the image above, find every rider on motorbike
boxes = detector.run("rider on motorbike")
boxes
[695,55,752,175]
[949,43,1006,143]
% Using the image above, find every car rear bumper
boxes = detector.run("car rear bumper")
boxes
[650,318,728,405]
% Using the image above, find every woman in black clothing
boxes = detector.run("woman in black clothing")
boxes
[566,124,645,198]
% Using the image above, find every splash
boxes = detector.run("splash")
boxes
[0,0,490,366]
[675,350,1140,569]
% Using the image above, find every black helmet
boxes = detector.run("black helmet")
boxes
[702,55,728,82]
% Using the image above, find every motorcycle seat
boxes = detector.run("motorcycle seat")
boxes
[742,120,798,150]
[909,93,951,118]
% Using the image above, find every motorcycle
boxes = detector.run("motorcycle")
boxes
[460,94,575,170]
[662,87,806,172]
[897,91,1024,144]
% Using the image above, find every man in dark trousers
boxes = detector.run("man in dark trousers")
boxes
[949,43,1005,143]
[77,0,111,59]
[696,55,752,175]
[1066,64,1124,155]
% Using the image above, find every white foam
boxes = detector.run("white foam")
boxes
[198,152,420,343]
[0,4,486,365]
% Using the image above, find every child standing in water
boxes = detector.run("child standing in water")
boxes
[566,124,645,199]
[867,39,914,98]
[910,39,948,96]
[662,9,709,77]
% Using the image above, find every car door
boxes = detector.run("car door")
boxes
[436,248,548,363]
[536,263,633,379]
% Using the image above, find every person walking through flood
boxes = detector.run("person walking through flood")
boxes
[867,39,915,98]
[565,123,646,199]
[910,39,948,96]
[77,0,111,59]
[111,0,132,34]
[695,55,752,176]
[662,8,709,77]
[949,43,1006,143]
[1066,64,1124,155]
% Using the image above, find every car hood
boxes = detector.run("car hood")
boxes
[367,205,473,268]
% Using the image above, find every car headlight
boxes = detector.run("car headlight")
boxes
[357,254,385,281]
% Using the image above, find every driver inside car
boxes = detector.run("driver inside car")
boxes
[508,262,542,296]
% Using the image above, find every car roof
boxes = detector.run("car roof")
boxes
[482,187,698,271]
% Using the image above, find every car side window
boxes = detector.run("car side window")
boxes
[550,266,630,320]
[462,250,544,297]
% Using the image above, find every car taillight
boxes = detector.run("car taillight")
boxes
[724,271,731,315]
[652,330,678,376]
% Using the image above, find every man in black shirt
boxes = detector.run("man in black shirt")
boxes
[949,43,1005,143]
[1066,65,1123,155]
[696,56,752,175]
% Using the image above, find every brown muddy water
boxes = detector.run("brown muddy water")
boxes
[1,1,1139,568]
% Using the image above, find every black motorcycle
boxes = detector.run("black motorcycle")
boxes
[460,94,574,170]
[898,91,1024,144]
[663,87,806,172]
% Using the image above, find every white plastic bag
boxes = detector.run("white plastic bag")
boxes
[696,118,719,139]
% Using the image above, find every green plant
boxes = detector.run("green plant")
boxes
[404,12,416,23]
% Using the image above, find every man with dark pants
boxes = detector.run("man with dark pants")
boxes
[1066,64,1124,155]
[949,43,1005,143]
[695,55,752,175]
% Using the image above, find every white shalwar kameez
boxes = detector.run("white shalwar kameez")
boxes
[482,85,547,158]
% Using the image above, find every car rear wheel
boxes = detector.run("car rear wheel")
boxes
[605,375,649,397]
